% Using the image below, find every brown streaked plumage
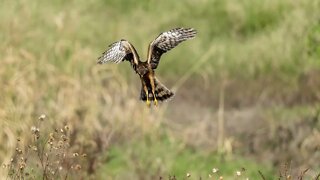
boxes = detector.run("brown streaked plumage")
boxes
[97,27,197,106]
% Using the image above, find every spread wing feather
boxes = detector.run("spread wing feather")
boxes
[147,27,197,69]
[97,40,139,66]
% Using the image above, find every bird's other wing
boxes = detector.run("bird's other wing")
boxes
[147,27,197,69]
[97,39,140,66]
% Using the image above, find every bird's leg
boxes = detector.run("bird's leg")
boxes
[149,74,158,106]
[141,79,150,106]
[144,85,151,107]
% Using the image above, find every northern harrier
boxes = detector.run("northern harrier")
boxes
[97,27,197,106]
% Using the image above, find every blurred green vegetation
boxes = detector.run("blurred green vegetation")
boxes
[1,0,320,179]
[97,135,274,179]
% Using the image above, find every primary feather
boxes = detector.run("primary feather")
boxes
[148,27,197,69]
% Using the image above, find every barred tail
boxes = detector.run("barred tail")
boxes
[140,78,174,102]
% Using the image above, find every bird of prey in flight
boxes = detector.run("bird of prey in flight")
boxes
[97,27,197,106]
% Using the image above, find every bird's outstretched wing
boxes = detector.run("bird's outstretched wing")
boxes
[97,39,140,68]
[147,27,197,69]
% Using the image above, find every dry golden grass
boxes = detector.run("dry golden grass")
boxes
[1,0,320,178]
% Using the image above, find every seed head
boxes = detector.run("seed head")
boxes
[38,114,46,121]
[32,146,38,151]
[212,168,219,173]
[15,148,22,154]
[74,164,81,170]
[31,127,40,139]
[57,141,64,148]
[64,125,69,131]
[19,162,26,170]
[61,135,67,141]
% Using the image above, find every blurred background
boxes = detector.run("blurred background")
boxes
[1,0,320,179]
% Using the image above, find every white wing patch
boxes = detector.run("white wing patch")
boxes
[98,40,128,64]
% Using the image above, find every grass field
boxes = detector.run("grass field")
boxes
[1,0,320,179]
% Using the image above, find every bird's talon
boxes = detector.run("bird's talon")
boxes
[146,100,151,107]
[154,99,158,106]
